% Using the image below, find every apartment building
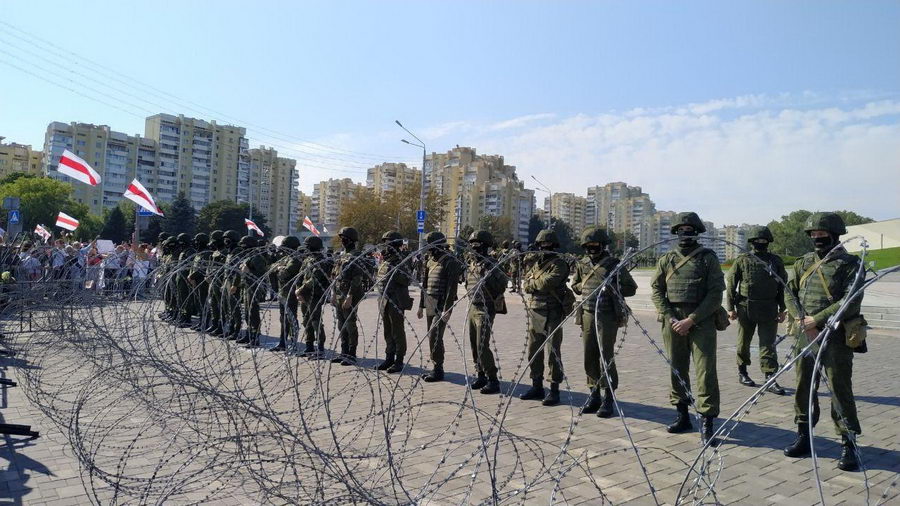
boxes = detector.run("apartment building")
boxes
[549,193,588,236]
[248,146,299,236]
[310,178,364,231]
[0,138,43,180]
[367,162,421,198]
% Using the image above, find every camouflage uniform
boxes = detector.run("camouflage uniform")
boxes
[331,227,367,363]
[297,236,332,356]
[187,233,212,331]
[419,231,463,380]
[175,233,197,326]
[465,230,507,393]
[271,236,303,351]
[374,231,412,372]
[222,232,246,339]
[236,236,268,346]
[206,230,228,336]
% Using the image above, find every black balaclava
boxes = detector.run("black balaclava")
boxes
[340,236,355,251]
[538,242,555,252]
[584,243,608,261]
[812,233,838,257]
[751,240,769,253]
[677,229,699,248]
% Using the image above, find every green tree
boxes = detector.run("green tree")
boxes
[338,186,447,246]
[100,207,129,243]
[458,224,475,242]
[161,193,197,236]
[478,215,514,243]
[196,200,271,237]
[0,172,37,186]
[0,175,89,231]
[548,217,579,254]
[528,215,546,244]
[609,229,640,256]
[74,214,104,242]
[768,209,874,256]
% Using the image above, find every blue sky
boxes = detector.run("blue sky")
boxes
[1,0,898,224]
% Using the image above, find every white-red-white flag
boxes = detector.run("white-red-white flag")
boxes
[302,216,320,236]
[34,224,52,243]
[57,149,102,186]
[123,179,164,216]
[55,211,79,231]
[245,218,264,237]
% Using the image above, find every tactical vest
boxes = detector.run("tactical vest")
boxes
[376,255,404,295]
[796,252,856,315]
[578,255,619,311]
[664,248,711,304]
[738,253,781,301]
[525,254,570,308]
[302,253,331,298]
[209,249,227,289]
[275,255,303,298]
[332,250,363,296]
[466,257,494,307]
[425,256,452,298]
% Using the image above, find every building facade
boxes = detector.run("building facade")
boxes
[248,146,299,236]
[366,162,421,198]
[0,138,43,180]
[549,193,588,236]
[310,178,364,231]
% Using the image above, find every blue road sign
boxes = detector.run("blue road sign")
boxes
[137,208,154,217]
[416,210,426,221]
[7,210,20,225]
[417,218,425,234]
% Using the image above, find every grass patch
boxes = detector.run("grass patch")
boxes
[856,246,900,270]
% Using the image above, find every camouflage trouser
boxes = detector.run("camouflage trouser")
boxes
[223,288,242,336]
[735,301,779,374]
[301,299,326,350]
[793,329,860,436]
[426,306,450,367]
[527,306,564,384]
[164,275,176,314]
[194,282,209,327]
[335,297,358,356]
[176,277,194,318]
[467,306,498,379]
[208,282,223,330]
[582,309,619,390]
[278,296,299,346]
[242,290,261,335]
[382,305,406,359]
[663,309,720,417]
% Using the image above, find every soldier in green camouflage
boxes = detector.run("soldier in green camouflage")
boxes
[783,212,864,472]
[726,225,788,394]
[650,212,725,445]
[235,235,267,347]
[296,235,332,358]
[571,226,637,417]
[187,233,211,331]
[374,231,412,373]
[465,230,507,395]
[158,235,177,322]
[509,240,522,293]
[175,233,197,328]
[331,227,367,365]
[521,229,571,406]
[221,230,245,340]
[271,236,303,352]
[418,231,464,382]
[205,230,227,336]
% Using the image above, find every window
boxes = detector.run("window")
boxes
[76,140,86,146]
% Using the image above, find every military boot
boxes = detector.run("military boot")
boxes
[480,378,500,395]
[784,424,811,458]
[597,389,616,418]
[297,344,315,357]
[244,332,260,348]
[340,354,357,366]
[583,389,603,414]
[376,355,394,371]
[738,365,756,387]
[542,383,560,406]
[837,434,860,471]
[235,331,251,344]
[271,338,288,352]
[177,315,193,328]
[470,373,488,390]
[667,403,693,433]
[765,373,786,395]
[700,416,720,446]
[387,358,404,374]
[423,366,444,383]
[520,379,545,401]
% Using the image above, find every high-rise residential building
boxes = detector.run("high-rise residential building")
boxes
[43,122,161,215]
[549,193,588,236]
[0,138,43,180]
[425,147,533,242]
[651,210,677,255]
[297,191,313,223]
[367,162,421,198]
[247,146,299,236]
[144,114,248,210]
[310,178,364,231]
[715,225,752,261]
[586,183,656,248]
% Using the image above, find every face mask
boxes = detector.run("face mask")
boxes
[340,237,354,250]
[813,235,834,252]
[431,247,446,259]
[751,241,768,252]
[677,230,698,247]
[584,246,605,256]
[539,243,555,251]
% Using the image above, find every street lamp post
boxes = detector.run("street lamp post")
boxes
[531,175,555,230]
[395,120,427,247]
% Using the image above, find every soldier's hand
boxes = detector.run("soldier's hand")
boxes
[342,297,352,311]
[417,307,423,319]
[672,317,695,336]
[229,286,237,295]
[804,327,819,341]
[800,316,817,330]
[776,311,786,323]
[728,310,737,321]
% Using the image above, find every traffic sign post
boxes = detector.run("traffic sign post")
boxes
[7,210,20,225]
[416,209,426,234]
[416,210,426,221]
[5,209,22,238]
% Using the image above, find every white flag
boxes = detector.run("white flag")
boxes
[123,179,164,216]
[245,218,264,237]
[57,149,101,186]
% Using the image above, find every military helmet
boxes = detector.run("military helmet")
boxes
[580,226,611,246]
[157,232,170,243]
[338,226,359,242]
[424,231,447,245]
[304,235,324,251]
[224,230,241,243]
[238,235,257,248]
[535,229,560,246]
[468,230,494,247]
[670,212,706,234]
[210,230,224,242]
[501,240,510,249]
[747,225,774,242]
[177,233,191,244]
[281,235,301,250]
[380,230,403,243]
[193,233,209,247]
[804,212,847,236]
[162,237,175,248]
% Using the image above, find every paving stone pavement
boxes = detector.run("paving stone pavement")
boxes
[1,288,898,505]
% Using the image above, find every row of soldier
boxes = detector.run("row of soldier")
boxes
[153,210,864,472]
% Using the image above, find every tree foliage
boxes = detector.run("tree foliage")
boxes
[547,216,580,254]
[478,215,514,244]
[0,175,89,231]
[73,214,104,242]
[196,200,271,237]
[609,229,640,256]
[528,215,545,244]
[161,193,197,237]
[768,209,874,256]
[100,207,129,243]
[339,186,447,246]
